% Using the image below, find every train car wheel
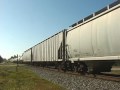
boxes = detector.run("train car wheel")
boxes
[77,62,88,75]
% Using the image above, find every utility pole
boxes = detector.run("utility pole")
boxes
[16,54,18,72]
[17,54,19,67]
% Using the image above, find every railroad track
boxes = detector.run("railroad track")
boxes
[30,65,120,82]
[95,73,120,82]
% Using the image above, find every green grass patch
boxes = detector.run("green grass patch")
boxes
[0,64,65,90]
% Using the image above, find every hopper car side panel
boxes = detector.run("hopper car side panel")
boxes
[31,32,63,63]
[22,49,31,63]
[67,6,120,60]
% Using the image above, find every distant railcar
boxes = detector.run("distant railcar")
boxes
[22,0,120,74]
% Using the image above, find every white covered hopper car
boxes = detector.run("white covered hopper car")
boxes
[22,1,120,74]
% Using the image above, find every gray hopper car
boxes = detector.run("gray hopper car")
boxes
[22,0,120,74]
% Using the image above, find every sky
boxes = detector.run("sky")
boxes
[0,0,115,59]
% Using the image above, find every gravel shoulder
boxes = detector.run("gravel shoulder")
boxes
[28,66,120,90]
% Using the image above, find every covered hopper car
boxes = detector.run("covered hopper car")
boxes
[22,0,120,74]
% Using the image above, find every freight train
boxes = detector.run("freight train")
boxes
[22,0,120,74]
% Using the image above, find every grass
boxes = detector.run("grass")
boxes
[0,63,65,90]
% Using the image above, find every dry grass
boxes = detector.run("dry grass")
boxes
[0,63,65,90]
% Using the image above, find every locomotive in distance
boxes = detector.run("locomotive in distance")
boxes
[21,0,120,74]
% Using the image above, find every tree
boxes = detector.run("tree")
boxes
[0,55,3,63]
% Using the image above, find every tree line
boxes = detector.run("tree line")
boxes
[8,55,18,60]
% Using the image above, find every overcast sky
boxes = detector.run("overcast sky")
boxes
[0,0,114,59]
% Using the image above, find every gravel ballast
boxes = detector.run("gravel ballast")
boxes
[28,66,120,90]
